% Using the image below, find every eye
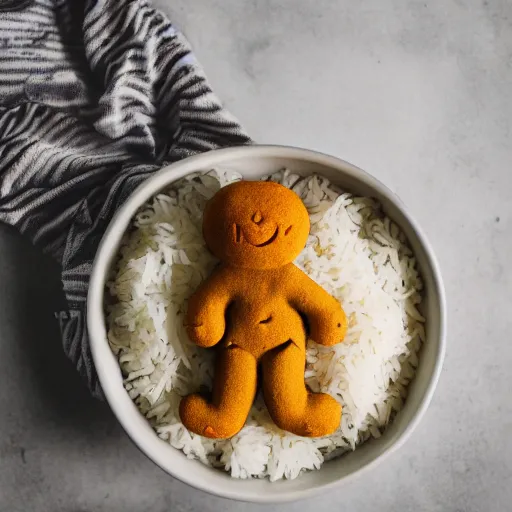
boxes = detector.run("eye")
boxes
[285,225,293,236]
[252,211,263,225]
[233,223,242,243]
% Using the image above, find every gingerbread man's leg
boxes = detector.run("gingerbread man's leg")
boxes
[262,341,341,437]
[179,346,257,439]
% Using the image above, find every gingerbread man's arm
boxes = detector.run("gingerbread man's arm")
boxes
[286,265,347,346]
[185,265,234,348]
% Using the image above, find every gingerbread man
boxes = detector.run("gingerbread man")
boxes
[179,180,347,438]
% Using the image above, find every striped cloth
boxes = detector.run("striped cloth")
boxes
[0,0,250,397]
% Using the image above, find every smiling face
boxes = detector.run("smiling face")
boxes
[202,180,310,269]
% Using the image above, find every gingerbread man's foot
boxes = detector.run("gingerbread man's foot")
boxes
[296,392,341,437]
[179,346,257,439]
[180,394,242,438]
[267,388,341,438]
[262,341,341,437]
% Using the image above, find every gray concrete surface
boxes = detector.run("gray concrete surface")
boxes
[1,0,511,510]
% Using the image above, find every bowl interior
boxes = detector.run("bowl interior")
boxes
[88,146,445,503]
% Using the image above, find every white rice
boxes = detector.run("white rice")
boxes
[106,169,425,481]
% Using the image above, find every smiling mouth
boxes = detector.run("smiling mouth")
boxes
[234,225,279,247]
[252,227,279,247]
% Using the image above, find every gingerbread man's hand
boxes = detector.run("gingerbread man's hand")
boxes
[185,267,233,348]
[287,266,347,347]
[308,306,347,347]
[186,322,225,348]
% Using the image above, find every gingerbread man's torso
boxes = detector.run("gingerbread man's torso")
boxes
[219,264,307,359]
[186,260,346,358]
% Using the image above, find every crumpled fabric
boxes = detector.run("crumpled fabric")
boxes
[0,0,250,397]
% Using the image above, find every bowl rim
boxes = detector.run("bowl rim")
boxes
[87,144,446,503]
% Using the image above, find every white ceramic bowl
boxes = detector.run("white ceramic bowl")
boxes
[88,145,446,503]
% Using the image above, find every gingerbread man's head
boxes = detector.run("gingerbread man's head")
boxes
[202,180,310,269]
